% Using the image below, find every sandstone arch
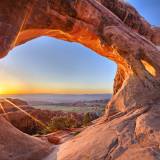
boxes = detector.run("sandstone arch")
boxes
[1,0,160,160]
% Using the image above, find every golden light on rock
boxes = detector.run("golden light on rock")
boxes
[0,103,9,120]
[141,60,156,77]
[4,98,47,129]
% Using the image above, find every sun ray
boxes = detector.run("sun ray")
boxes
[4,98,47,128]
[0,103,9,120]
[11,1,36,48]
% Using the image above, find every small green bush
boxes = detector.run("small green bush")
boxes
[83,113,92,126]
[40,116,78,134]
[71,131,81,136]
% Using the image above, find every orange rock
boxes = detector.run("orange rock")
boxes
[47,135,61,145]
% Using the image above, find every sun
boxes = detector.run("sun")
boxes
[0,87,3,94]
[0,87,5,95]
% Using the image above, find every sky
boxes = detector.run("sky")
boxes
[0,0,159,95]
[127,0,160,26]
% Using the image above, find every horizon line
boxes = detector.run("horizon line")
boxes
[0,92,112,95]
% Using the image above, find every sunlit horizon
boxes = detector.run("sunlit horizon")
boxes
[0,87,112,95]
[0,37,116,96]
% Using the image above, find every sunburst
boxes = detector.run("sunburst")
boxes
[0,87,4,95]
[4,98,47,129]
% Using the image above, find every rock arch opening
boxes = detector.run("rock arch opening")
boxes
[141,59,156,77]
[0,36,116,95]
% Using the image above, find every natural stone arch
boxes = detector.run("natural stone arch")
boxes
[1,0,160,160]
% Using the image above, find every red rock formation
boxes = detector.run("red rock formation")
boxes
[0,116,51,160]
[0,98,28,113]
[0,0,160,160]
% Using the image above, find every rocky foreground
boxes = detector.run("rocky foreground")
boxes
[0,97,106,160]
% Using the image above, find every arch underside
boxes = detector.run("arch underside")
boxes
[5,0,160,112]
[1,0,160,160]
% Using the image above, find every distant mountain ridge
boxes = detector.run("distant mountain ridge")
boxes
[0,94,112,105]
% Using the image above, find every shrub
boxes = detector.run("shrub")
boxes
[40,116,78,134]
[83,113,92,126]
[71,131,81,136]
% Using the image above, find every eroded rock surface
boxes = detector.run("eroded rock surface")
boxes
[0,0,160,160]
[0,116,51,160]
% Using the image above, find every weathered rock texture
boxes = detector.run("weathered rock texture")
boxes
[0,116,51,160]
[0,0,160,160]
